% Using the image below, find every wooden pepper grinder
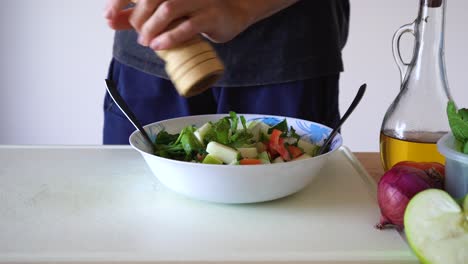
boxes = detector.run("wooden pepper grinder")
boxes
[130,1,225,97]
[157,37,224,97]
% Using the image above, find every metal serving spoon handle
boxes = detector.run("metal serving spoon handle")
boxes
[317,83,367,155]
[105,79,155,152]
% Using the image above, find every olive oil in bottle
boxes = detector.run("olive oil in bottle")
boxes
[380,131,446,171]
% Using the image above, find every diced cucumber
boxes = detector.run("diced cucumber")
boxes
[242,143,257,148]
[273,156,284,163]
[258,151,271,164]
[202,154,223,165]
[247,120,259,129]
[293,153,312,161]
[194,123,212,145]
[248,121,271,141]
[206,142,239,164]
[284,137,297,145]
[256,142,266,153]
[194,131,203,144]
[258,122,271,134]
[237,147,258,159]
[298,139,319,156]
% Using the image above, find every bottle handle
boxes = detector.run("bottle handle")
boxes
[392,22,415,86]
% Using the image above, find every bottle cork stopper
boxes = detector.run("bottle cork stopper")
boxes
[427,0,443,7]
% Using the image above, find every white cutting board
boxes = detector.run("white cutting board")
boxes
[0,146,418,264]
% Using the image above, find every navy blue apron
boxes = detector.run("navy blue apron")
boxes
[103,59,340,144]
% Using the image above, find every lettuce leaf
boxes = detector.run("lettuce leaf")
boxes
[459,108,468,121]
[230,111,238,132]
[204,117,231,145]
[447,101,468,154]
[240,116,247,130]
[180,130,203,155]
[153,126,203,160]
[268,119,288,134]
[203,112,253,147]
[447,101,468,142]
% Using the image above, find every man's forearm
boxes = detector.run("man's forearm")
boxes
[237,0,300,27]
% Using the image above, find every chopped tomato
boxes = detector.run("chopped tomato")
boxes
[270,129,282,145]
[267,141,279,157]
[287,145,304,159]
[239,159,263,165]
[268,129,291,161]
[196,153,206,162]
[276,138,291,161]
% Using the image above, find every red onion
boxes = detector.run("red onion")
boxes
[375,165,439,230]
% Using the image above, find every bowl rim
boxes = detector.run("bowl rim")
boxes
[437,133,468,163]
[129,113,343,168]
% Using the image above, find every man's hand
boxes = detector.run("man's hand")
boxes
[104,0,298,50]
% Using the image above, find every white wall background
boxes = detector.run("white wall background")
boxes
[1,0,467,151]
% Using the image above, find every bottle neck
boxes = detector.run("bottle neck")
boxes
[404,0,451,103]
[416,0,446,58]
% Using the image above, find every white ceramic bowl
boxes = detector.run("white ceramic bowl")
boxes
[130,114,343,204]
[437,133,468,199]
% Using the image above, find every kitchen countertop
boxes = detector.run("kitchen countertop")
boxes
[0,146,416,264]
[354,153,384,183]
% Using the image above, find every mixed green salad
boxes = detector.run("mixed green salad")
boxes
[152,112,320,165]
[447,101,468,154]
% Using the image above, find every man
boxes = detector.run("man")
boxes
[103,0,350,144]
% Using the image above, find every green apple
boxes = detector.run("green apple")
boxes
[404,189,468,264]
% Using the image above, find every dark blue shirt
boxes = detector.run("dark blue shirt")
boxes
[112,0,350,87]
